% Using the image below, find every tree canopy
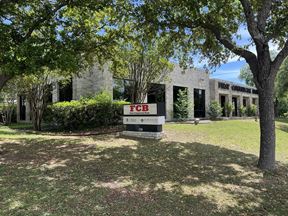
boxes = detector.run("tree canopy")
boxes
[0,0,120,88]
[110,29,174,103]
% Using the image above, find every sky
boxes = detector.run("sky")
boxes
[210,60,246,84]
[193,25,278,85]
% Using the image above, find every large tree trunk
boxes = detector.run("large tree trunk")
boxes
[0,75,12,90]
[257,80,276,170]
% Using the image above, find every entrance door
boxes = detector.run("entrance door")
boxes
[19,96,26,121]
[194,89,206,118]
[232,97,238,116]
[147,83,166,117]
[220,95,226,116]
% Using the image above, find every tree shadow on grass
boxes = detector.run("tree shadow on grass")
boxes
[0,135,287,215]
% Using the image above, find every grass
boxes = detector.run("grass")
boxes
[0,119,287,215]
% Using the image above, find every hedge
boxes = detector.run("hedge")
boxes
[44,93,129,130]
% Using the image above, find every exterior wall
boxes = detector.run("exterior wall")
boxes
[23,63,258,123]
[209,79,259,116]
[53,64,210,121]
[72,64,113,100]
[161,65,210,120]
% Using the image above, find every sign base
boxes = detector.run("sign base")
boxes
[121,131,164,140]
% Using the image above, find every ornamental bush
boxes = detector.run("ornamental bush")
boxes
[44,92,129,130]
[239,106,247,117]
[208,101,223,120]
[224,102,233,117]
[246,104,258,117]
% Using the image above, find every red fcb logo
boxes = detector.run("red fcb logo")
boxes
[129,104,149,112]
[123,103,157,115]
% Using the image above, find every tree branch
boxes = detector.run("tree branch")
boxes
[272,39,288,72]
[0,74,13,90]
[257,0,273,34]
[203,22,257,63]
[23,2,68,41]
[240,0,264,44]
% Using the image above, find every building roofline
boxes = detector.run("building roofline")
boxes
[210,78,257,90]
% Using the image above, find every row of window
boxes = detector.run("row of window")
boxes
[113,78,206,118]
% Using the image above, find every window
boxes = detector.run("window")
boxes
[252,98,257,105]
[243,98,247,107]
[113,78,133,102]
[147,83,165,103]
[19,95,26,121]
[59,79,73,102]
[47,84,53,104]
[194,89,206,118]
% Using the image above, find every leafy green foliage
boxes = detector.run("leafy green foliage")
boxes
[0,0,122,89]
[208,101,223,120]
[246,104,258,117]
[0,78,19,124]
[239,65,255,87]
[44,92,129,130]
[224,102,233,117]
[174,89,193,120]
[239,106,247,117]
[276,58,288,98]
[277,97,288,117]
[110,31,173,103]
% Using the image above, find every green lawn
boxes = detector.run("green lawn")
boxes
[0,120,287,215]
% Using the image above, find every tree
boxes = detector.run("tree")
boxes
[276,59,288,98]
[239,64,255,87]
[136,0,288,170]
[15,71,57,131]
[0,0,118,90]
[0,79,17,125]
[174,89,193,120]
[275,59,288,116]
[240,58,288,116]
[110,35,173,103]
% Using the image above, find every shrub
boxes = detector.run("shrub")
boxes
[174,89,193,120]
[277,97,288,117]
[224,102,233,117]
[0,104,17,125]
[44,92,129,130]
[246,104,257,116]
[239,106,247,117]
[208,101,223,120]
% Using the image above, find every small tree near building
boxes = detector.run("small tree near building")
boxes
[0,80,17,125]
[16,71,69,131]
[174,89,193,120]
[111,35,173,103]
[208,101,223,120]
[224,102,233,118]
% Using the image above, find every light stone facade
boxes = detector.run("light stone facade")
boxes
[17,64,258,122]
[209,79,258,116]
[55,64,210,121]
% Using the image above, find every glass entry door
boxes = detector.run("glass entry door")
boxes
[194,89,206,118]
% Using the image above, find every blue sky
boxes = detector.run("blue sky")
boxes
[211,60,247,84]
[193,24,278,85]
